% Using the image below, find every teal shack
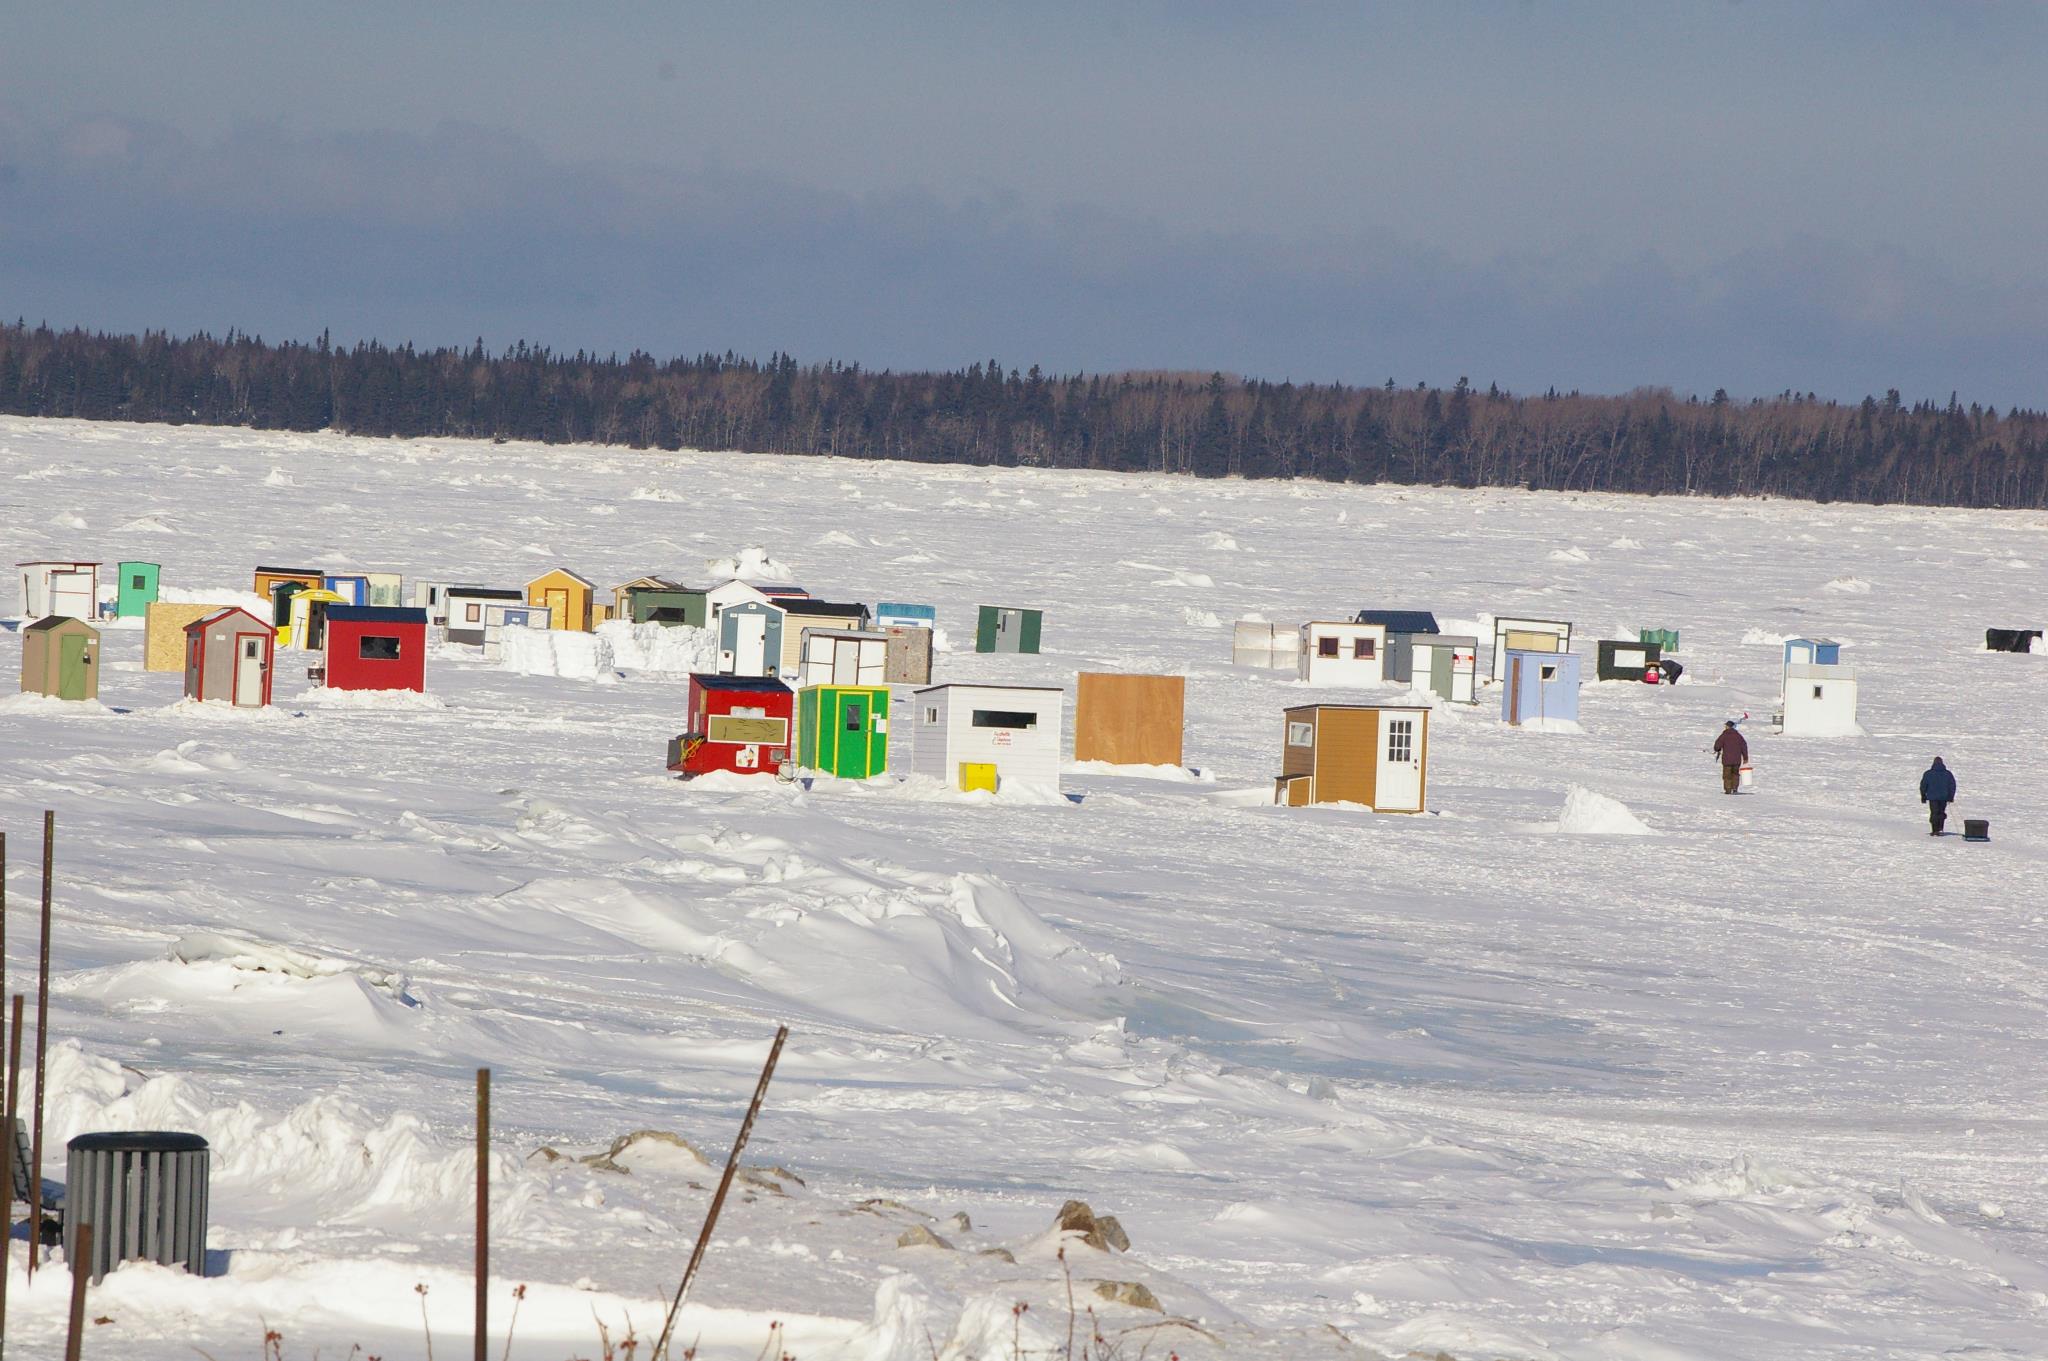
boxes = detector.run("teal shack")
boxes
[975,605,1043,654]
[797,684,890,778]
[115,561,161,618]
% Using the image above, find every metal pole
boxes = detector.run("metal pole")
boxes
[61,1223,89,1361]
[653,1025,789,1361]
[475,1067,489,1361]
[0,993,13,1359]
[27,815,50,1276]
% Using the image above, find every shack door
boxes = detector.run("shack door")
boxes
[58,633,90,700]
[235,635,267,706]
[832,637,859,685]
[835,692,872,777]
[1376,711,1423,811]
[1507,656,1523,725]
[272,580,304,625]
[51,571,94,621]
[733,614,768,674]
[545,588,570,629]
[1428,645,1453,700]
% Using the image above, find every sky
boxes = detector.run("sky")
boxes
[2,1,2044,406]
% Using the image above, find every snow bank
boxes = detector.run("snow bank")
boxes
[160,583,272,614]
[596,619,718,672]
[168,930,413,1000]
[288,687,448,710]
[1555,785,1654,835]
[1066,760,1207,782]
[498,624,618,681]
[705,545,795,581]
[1824,575,1873,593]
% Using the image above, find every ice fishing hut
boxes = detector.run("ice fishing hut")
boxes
[796,683,891,779]
[778,602,873,675]
[19,616,99,701]
[1358,611,1440,685]
[146,602,228,670]
[320,606,427,693]
[668,675,794,778]
[1490,617,1572,680]
[1232,620,1300,670]
[253,568,322,624]
[279,588,347,650]
[365,572,404,607]
[18,561,99,620]
[1596,639,1663,681]
[615,577,706,627]
[527,569,596,631]
[1273,703,1428,812]
[115,562,161,618]
[798,628,889,686]
[1778,645,1859,736]
[718,600,785,677]
[1640,628,1680,653]
[1405,635,1479,703]
[413,581,453,627]
[911,683,1063,793]
[182,607,273,707]
[1500,650,1581,727]
[975,605,1043,654]
[445,587,526,645]
[1073,673,1184,767]
[884,626,934,685]
[1299,620,1388,686]
[706,579,809,623]
[1986,629,2042,653]
[1783,638,1842,670]
[323,572,371,606]
[876,602,936,630]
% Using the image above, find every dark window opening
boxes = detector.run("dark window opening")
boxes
[971,709,1037,729]
[1353,638,1375,659]
[843,703,863,731]
[360,635,402,660]
[130,575,147,590]
[1318,637,1339,657]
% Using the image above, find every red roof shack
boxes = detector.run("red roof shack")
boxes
[322,606,427,692]
[183,606,275,707]
[668,674,794,777]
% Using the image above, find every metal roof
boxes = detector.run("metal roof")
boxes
[446,587,524,599]
[914,682,1065,693]
[784,600,870,617]
[691,674,793,692]
[1355,610,1440,633]
[324,606,428,624]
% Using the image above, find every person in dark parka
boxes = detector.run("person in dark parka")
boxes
[1711,720,1748,794]
[1920,757,1957,835]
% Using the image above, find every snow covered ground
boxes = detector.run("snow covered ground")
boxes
[2,414,2047,1359]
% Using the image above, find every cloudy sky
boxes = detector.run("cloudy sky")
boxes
[3,2,2042,404]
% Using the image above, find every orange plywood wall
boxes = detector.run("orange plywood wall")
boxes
[1073,673,1185,767]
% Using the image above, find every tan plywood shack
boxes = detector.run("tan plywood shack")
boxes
[1073,673,1185,767]
[145,602,232,671]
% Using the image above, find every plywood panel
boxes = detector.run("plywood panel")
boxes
[1315,708,1377,805]
[145,602,231,672]
[1281,707,1317,779]
[1074,673,1184,766]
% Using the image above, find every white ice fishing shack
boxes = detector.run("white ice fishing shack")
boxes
[1489,616,1572,681]
[910,683,1063,794]
[1778,639,1860,736]
[1298,620,1387,686]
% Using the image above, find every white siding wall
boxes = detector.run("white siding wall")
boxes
[912,686,1064,791]
[1298,622,1388,686]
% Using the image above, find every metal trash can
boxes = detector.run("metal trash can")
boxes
[64,1132,210,1283]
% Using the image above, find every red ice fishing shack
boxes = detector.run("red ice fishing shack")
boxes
[668,674,794,777]
[321,605,428,693]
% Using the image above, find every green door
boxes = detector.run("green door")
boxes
[834,692,871,776]
[1429,646,1452,699]
[1017,609,1042,654]
[59,634,89,700]
[976,606,997,653]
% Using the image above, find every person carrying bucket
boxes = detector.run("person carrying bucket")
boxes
[1711,719,1748,794]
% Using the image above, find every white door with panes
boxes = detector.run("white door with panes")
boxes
[1375,711,1423,811]
[235,635,267,706]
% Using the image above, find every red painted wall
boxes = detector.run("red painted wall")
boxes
[325,618,426,692]
[680,677,793,776]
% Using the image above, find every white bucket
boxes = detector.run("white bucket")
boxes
[1738,764,1755,791]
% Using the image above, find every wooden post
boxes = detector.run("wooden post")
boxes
[475,1067,489,1361]
[28,815,51,1276]
[61,1222,89,1361]
[0,993,13,1358]
[653,1026,789,1361]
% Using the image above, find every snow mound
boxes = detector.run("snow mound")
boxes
[262,467,295,487]
[1608,536,1643,549]
[815,529,861,547]
[1556,785,1653,835]
[168,930,414,1001]
[1202,531,1241,551]
[1067,761,1206,782]
[1824,575,1873,593]
[289,687,448,710]
[1742,627,1791,646]
[705,546,795,582]
[595,620,718,673]
[118,513,180,534]
[1159,569,1214,588]
[160,584,271,613]
[629,485,684,502]
[1182,607,1222,628]
[1513,717,1584,734]
[0,692,112,717]
[498,625,619,681]
[1549,547,1592,564]
[1668,1152,1805,1199]
[49,510,87,529]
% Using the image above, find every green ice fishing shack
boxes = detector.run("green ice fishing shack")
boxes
[116,561,161,618]
[975,605,1043,654]
[796,684,891,778]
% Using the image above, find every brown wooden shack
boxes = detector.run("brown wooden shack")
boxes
[1073,673,1185,768]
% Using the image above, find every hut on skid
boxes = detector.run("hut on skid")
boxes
[876,602,936,630]
[1406,636,1479,704]
[1778,640,1859,736]
[445,588,526,645]
[911,683,1063,794]
[1596,639,1663,682]
[1500,649,1581,727]
[798,628,888,687]
[1073,673,1184,768]
[20,616,99,701]
[1273,703,1428,812]
[615,577,706,627]
[1232,619,1300,670]
[668,675,794,778]
[975,605,1042,654]
[796,684,891,779]
[777,601,872,675]
[527,569,596,631]
[182,607,274,707]
[320,606,427,693]
[146,602,233,671]
[1986,629,2042,653]
[1299,620,1388,686]
[115,561,161,618]
[1489,617,1572,681]
[280,588,348,651]
[718,600,785,677]
[18,560,99,620]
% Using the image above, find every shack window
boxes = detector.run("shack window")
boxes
[1353,638,1375,659]
[1813,685,1824,699]
[466,603,482,622]
[131,574,147,590]
[1286,721,1313,746]
[924,707,939,724]
[844,703,863,731]
[972,709,1037,729]
[1540,664,1557,681]
[1387,718,1414,764]
[359,635,402,660]
[1318,636,1339,657]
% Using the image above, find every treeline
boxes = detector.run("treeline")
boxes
[2,320,2045,508]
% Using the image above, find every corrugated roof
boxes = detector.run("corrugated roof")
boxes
[692,674,793,692]
[1355,610,1440,633]
[325,606,428,624]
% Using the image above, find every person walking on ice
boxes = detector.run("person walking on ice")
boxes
[1711,719,1748,794]
[1920,756,1957,835]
